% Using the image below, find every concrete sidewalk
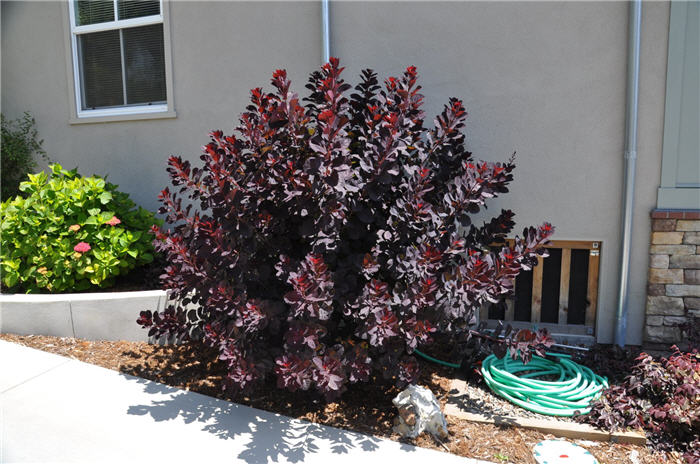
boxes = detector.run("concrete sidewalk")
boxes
[0,340,491,463]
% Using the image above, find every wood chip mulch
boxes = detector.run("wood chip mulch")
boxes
[0,333,681,464]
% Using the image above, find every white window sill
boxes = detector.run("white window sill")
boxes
[69,109,176,124]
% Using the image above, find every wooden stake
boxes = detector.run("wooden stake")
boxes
[586,251,600,328]
[558,249,571,325]
[530,257,543,323]
[444,407,646,445]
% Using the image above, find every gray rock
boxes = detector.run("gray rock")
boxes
[676,220,700,232]
[670,255,700,269]
[666,285,700,297]
[645,325,681,343]
[646,296,685,315]
[393,385,448,440]
[648,268,683,284]
[663,316,687,326]
[683,232,700,245]
[685,270,700,285]
[650,245,695,255]
[649,254,669,269]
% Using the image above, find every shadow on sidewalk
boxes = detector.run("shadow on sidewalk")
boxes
[124,376,398,463]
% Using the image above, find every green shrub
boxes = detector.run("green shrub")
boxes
[1,112,47,201]
[1,164,159,293]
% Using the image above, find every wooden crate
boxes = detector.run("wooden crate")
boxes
[481,240,601,336]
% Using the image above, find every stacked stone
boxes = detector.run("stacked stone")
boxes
[645,212,700,343]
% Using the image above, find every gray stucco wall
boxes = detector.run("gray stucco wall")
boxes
[1,1,670,344]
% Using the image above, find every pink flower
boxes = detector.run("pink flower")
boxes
[105,216,121,226]
[68,224,81,232]
[74,242,91,253]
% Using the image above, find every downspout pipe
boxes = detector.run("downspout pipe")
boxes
[321,0,330,64]
[614,0,642,348]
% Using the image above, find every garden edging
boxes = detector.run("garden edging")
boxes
[0,290,167,342]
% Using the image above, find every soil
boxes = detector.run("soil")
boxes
[0,333,681,464]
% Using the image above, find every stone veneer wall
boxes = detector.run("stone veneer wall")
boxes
[645,210,700,343]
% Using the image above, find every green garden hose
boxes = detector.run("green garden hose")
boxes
[480,353,608,417]
[413,347,462,369]
[413,348,608,417]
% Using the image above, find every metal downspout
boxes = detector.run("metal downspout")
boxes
[321,0,330,64]
[615,0,642,347]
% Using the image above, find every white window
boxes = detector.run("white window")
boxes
[68,0,173,119]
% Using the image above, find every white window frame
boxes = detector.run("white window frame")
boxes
[65,0,176,123]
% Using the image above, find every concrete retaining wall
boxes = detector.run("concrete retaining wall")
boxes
[0,290,167,342]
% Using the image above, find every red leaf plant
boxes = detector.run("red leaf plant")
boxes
[139,59,554,400]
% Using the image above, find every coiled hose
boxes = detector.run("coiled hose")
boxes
[480,353,608,416]
[413,349,608,417]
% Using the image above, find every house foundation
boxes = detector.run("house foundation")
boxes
[645,210,700,343]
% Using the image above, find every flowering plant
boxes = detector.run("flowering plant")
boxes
[1,164,158,292]
[140,59,553,399]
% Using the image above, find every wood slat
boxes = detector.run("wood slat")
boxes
[547,240,601,251]
[483,319,593,336]
[530,257,543,323]
[479,302,488,322]
[586,251,600,328]
[487,241,601,333]
[502,239,601,250]
[558,248,571,325]
[505,293,515,321]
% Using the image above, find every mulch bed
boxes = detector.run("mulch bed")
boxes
[0,333,680,464]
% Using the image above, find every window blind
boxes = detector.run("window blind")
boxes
[123,24,166,105]
[118,0,160,21]
[78,30,124,109]
[75,0,114,26]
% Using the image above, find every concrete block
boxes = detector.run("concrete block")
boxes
[645,315,664,326]
[70,291,164,342]
[649,245,695,255]
[646,296,685,315]
[649,254,669,269]
[669,255,700,269]
[648,268,683,284]
[651,232,684,245]
[652,219,677,232]
[647,284,666,296]
[684,297,700,310]
[683,232,700,245]
[666,285,700,297]
[685,270,700,285]
[0,298,74,337]
[676,220,700,231]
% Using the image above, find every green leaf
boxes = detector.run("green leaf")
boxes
[87,208,101,216]
[100,211,115,222]
[3,271,18,288]
[98,192,112,205]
